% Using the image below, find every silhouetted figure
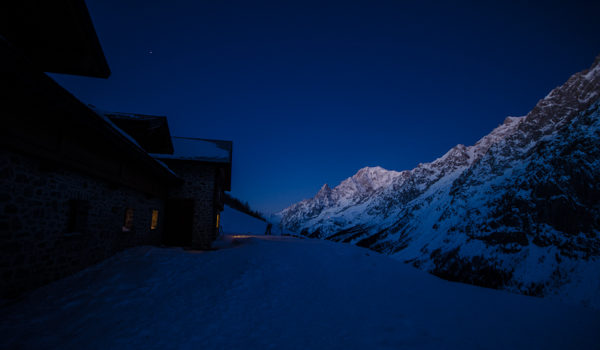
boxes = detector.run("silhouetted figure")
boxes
[265,223,272,236]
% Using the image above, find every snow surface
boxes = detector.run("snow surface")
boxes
[221,204,269,235]
[151,137,231,163]
[0,236,598,349]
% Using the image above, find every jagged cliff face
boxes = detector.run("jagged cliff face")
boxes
[277,56,600,308]
[279,166,405,233]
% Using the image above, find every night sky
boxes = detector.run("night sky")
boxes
[51,0,600,214]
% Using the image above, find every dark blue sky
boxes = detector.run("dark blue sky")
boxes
[52,0,600,214]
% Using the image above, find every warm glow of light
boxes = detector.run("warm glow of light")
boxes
[151,209,159,230]
[215,213,220,228]
[123,208,134,232]
[231,235,251,239]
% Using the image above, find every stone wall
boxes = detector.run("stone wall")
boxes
[0,149,165,298]
[163,161,218,248]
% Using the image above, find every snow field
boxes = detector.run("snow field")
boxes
[0,235,598,349]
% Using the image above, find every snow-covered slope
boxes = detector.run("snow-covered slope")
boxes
[278,55,600,308]
[220,204,269,235]
[278,166,405,234]
[0,236,598,349]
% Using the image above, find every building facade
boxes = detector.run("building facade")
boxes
[0,1,232,298]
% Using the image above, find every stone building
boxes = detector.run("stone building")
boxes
[152,137,232,248]
[0,1,232,298]
[95,110,233,248]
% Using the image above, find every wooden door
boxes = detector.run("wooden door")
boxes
[164,198,194,246]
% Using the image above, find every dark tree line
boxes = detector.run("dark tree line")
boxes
[223,193,266,222]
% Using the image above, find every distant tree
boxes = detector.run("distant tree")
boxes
[223,193,267,222]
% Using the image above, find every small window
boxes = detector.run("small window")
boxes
[122,208,134,232]
[215,213,220,229]
[67,199,89,233]
[150,209,159,230]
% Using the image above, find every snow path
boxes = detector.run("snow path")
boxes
[1,235,598,349]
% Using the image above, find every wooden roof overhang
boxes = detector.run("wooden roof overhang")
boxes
[103,113,175,155]
[1,39,182,197]
[0,0,110,78]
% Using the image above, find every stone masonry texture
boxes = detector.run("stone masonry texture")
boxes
[163,160,218,249]
[0,149,164,298]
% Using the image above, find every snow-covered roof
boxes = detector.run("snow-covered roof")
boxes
[151,137,232,163]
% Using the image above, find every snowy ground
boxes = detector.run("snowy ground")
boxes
[0,235,598,349]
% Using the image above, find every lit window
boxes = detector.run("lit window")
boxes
[122,208,134,232]
[215,213,220,229]
[151,209,159,230]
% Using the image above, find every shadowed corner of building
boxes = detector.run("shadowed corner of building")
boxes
[0,1,232,299]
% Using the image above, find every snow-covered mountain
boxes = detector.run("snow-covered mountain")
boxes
[277,55,600,308]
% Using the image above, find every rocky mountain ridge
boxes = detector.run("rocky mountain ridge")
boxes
[277,55,600,308]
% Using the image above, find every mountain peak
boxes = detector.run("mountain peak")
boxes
[503,116,523,125]
[278,54,600,308]
[592,54,600,70]
[356,166,385,175]
[317,183,331,194]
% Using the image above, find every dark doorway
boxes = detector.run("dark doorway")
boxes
[164,198,194,246]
